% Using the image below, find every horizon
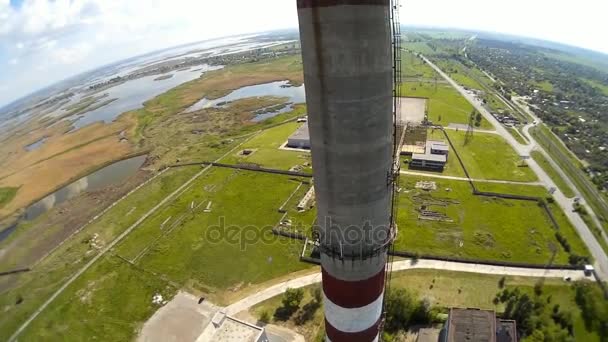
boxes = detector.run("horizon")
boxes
[1,0,607,108]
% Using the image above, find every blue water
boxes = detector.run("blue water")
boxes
[24,137,48,151]
[185,80,306,121]
[68,65,223,131]
[24,155,147,221]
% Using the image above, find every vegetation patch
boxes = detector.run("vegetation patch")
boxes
[444,130,538,182]
[531,150,576,198]
[0,187,18,209]
[394,175,588,264]
[219,121,311,171]
[252,269,605,342]
[399,81,492,129]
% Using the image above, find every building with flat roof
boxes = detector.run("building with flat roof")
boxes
[210,311,268,342]
[442,308,517,342]
[428,140,449,155]
[409,139,450,171]
[287,123,310,149]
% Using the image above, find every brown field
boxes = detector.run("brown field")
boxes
[0,116,136,219]
[0,55,304,220]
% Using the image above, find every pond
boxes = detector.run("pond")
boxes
[0,155,147,243]
[185,80,306,121]
[24,137,48,151]
[68,64,223,131]
[24,155,147,222]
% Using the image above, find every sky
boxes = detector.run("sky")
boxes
[0,0,607,107]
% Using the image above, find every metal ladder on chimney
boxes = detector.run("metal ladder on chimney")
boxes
[380,0,402,338]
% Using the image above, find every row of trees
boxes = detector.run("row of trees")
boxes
[496,287,575,341]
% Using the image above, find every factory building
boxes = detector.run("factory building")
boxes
[286,123,310,149]
[410,139,450,171]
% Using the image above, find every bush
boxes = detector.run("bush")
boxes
[555,232,571,253]
[259,311,270,323]
[282,288,304,310]
[498,276,506,289]
[534,281,543,296]
[568,254,590,266]
[385,288,432,332]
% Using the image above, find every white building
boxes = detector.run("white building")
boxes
[287,123,310,149]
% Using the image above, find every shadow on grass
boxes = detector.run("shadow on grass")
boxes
[294,300,321,326]
[273,306,298,321]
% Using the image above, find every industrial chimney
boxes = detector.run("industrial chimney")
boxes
[297,0,394,341]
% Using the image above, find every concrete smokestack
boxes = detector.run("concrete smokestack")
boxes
[297,1,393,341]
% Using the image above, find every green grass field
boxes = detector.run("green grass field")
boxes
[401,51,439,79]
[434,58,485,90]
[0,165,204,341]
[508,127,528,145]
[394,175,588,264]
[11,168,312,340]
[219,122,311,171]
[402,42,437,55]
[533,80,555,92]
[531,151,576,198]
[531,125,608,232]
[20,254,178,341]
[400,82,493,130]
[401,129,535,182]
[0,187,18,209]
[583,78,608,96]
[444,130,537,182]
[135,169,309,290]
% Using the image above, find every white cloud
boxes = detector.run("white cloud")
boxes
[9,58,18,65]
[0,0,607,108]
[50,43,92,64]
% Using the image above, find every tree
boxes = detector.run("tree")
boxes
[385,288,416,332]
[282,288,304,310]
[385,288,432,332]
[259,310,270,323]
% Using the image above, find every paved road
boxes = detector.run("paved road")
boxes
[400,170,542,186]
[421,55,608,280]
[518,106,608,249]
[223,259,589,316]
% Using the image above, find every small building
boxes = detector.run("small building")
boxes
[442,308,517,342]
[409,139,449,171]
[410,152,447,171]
[211,311,269,342]
[287,123,310,149]
[428,140,449,155]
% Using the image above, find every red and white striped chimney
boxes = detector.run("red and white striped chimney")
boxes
[297,1,393,341]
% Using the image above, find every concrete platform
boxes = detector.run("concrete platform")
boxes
[137,291,219,342]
